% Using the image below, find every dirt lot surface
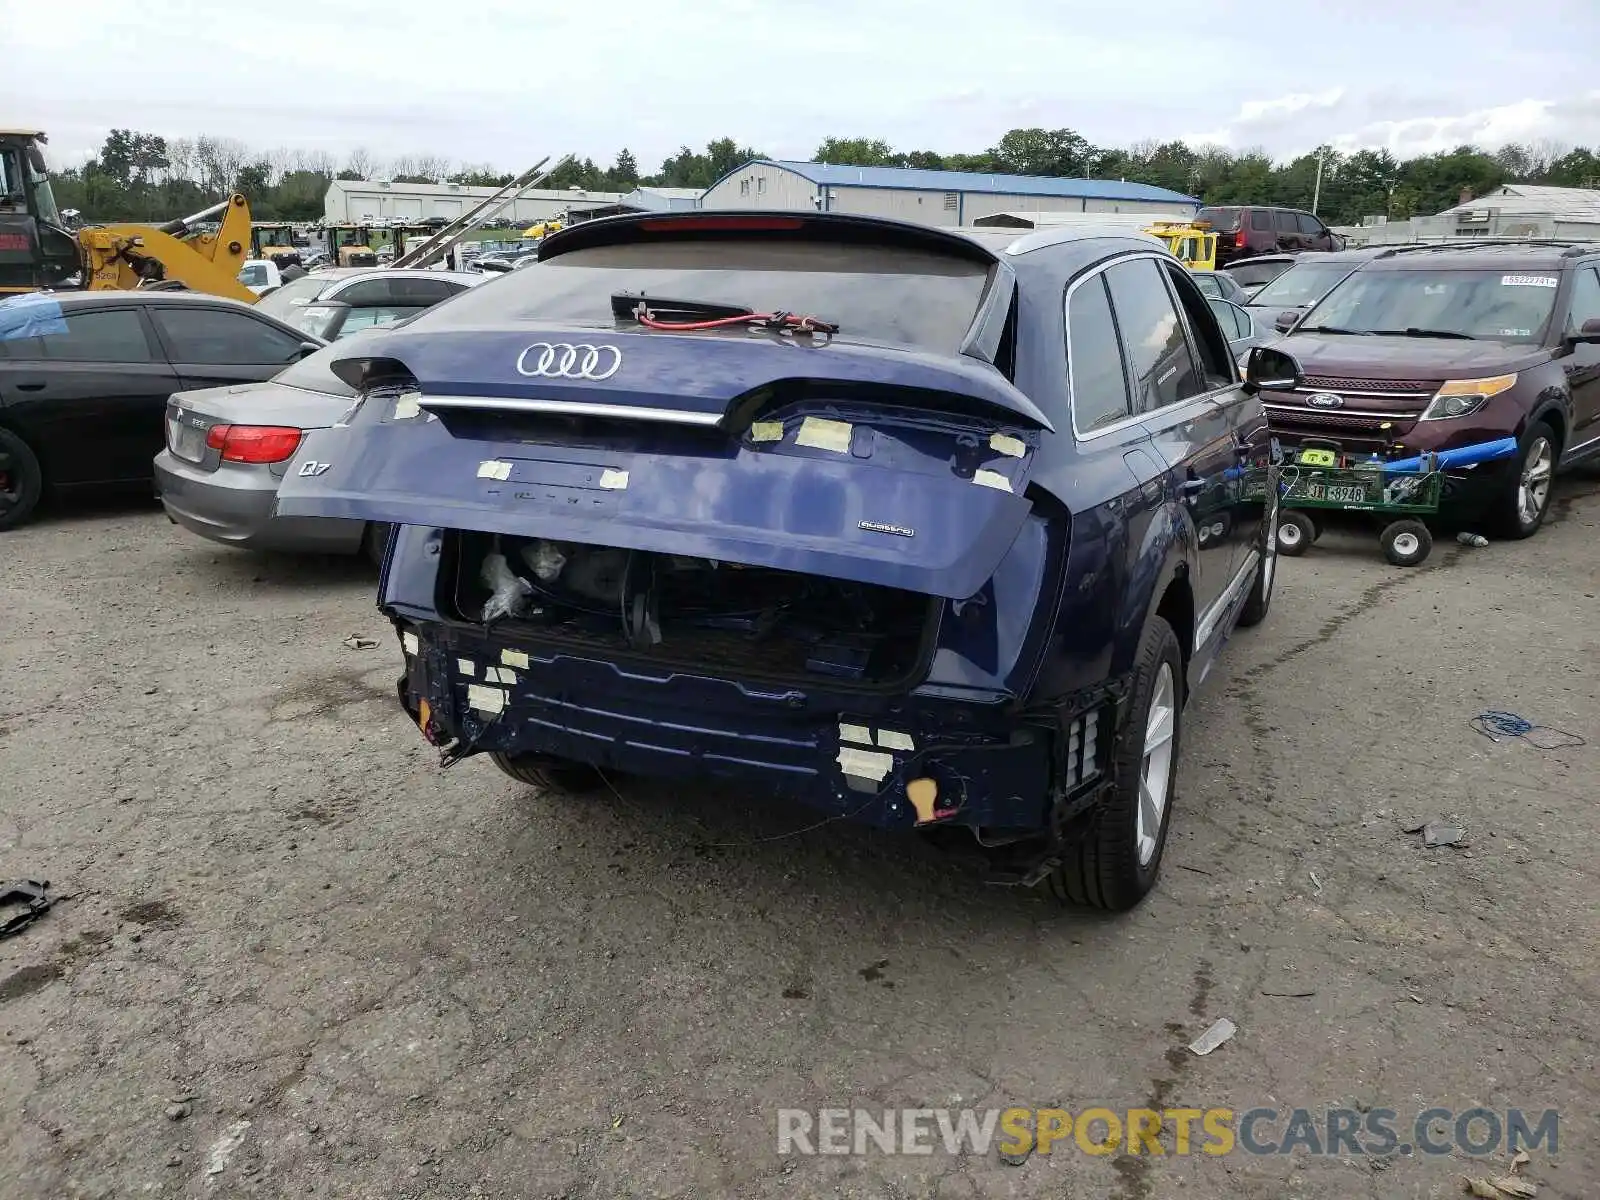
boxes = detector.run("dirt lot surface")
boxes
[1,483,1596,1200]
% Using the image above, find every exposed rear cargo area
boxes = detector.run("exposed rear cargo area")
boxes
[447,532,940,689]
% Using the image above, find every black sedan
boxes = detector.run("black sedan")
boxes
[0,291,322,529]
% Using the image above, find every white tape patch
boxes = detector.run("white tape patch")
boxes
[973,469,1013,493]
[989,433,1026,458]
[598,468,629,490]
[837,746,894,783]
[485,666,519,685]
[796,416,853,454]
[467,684,506,715]
[401,632,420,656]
[750,420,784,443]
[876,729,915,752]
[501,649,530,669]
[457,658,476,677]
[393,396,422,420]
[477,460,513,481]
[839,723,874,746]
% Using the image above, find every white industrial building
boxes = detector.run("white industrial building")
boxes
[700,160,1199,226]
[323,178,625,225]
[1336,185,1600,246]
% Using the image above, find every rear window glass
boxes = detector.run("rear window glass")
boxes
[1227,259,1293,288]
[268,330,386,398]
[257,273,335,316]
[416,239,994,352]
[1248,261,1356,309]
[1197,207,1241,233]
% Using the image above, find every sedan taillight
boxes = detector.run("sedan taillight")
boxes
[204,424,304,464]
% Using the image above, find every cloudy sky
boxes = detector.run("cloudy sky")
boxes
[5,0,1600,173]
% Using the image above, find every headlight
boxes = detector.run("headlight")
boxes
[1419,373,1517,421]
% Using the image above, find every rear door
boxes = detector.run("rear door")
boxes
[1563,264,1600,450]
[1275,210,1302,253]
[0,302,180,484]
[149,305,310,391]
[1100,257,1250,624]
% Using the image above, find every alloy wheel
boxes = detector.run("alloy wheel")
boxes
[1518,436,1553,528]
[1135,663,1177,867]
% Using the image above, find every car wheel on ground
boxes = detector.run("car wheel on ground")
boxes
[1048,616,1183,912]
[1493,420,1557,539]
[491,752,608,794]
[0,428,44,532]
[362,522,393,569]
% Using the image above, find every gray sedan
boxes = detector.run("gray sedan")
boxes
[155,335,386,558]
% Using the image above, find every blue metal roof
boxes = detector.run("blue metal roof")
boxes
[744,160,1197,205]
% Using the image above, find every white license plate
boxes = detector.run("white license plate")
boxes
[169,414,208,464]
[1304,484,1367,503]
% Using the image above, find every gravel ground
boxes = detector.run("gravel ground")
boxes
[1,482,1596,1200]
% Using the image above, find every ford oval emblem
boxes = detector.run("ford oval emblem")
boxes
[1305,392,1344,409]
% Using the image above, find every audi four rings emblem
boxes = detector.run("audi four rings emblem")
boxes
[515,342,623,381]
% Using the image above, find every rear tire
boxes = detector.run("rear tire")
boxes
[1048,616,1183,911]
[1236,536,1276,628]
[361,521,393,568]
[0,428,44,532]
[491,752,607,795]
[1276,509,1315,557]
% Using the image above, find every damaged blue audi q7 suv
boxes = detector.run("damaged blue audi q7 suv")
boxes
[275,211,1278,909]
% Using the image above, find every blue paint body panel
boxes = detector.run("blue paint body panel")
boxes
[277,213,1271,838]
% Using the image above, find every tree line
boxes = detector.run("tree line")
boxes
[46,127,1600,227]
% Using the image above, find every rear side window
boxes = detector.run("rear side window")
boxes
[154,308,306,365]
[1275,211,1299,233]
[1104,258,1203,411]
[419,239,993,353]
[39,309,154,362]
[1197,207,1241,233]
[1066,275,1132,433]
[1251,210,1273,231]
[0,308,152,362]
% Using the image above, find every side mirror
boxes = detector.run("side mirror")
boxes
[1571,317,1600,345]
[1243,345,1304,394]
[297,340,322,359]
[1273,309,1301,333]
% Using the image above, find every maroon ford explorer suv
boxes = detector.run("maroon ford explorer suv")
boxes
[1253,241,1600,537]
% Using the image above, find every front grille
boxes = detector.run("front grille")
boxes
[1267,406,1421,433]
[1301,374,1441,393]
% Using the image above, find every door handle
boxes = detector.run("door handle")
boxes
[15,382,46,392]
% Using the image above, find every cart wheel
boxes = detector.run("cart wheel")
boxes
[1380,519,1432,567]
[1276,510,1316,557]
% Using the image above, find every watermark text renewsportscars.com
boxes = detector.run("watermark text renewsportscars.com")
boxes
[776,1106,1559,1158]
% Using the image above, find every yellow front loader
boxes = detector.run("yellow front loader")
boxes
[78,194,258,303]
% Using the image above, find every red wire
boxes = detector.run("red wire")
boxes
[633,304,836,334]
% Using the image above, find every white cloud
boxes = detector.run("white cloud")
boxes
[1,0,1598,171]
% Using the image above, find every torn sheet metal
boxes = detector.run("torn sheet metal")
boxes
[989,433,1026,458]
[598,468,629,490]
[0,880,53,940]
[500,649,530,669]
[972,469,1013,493]
[837,746,894,783]
[401,632,420,656]
[750,420,784,443]
[477,460,513,481]
[466,684,506,715]
[876,729,915,752]
[839,723,874,746]
[796,417,853,454]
